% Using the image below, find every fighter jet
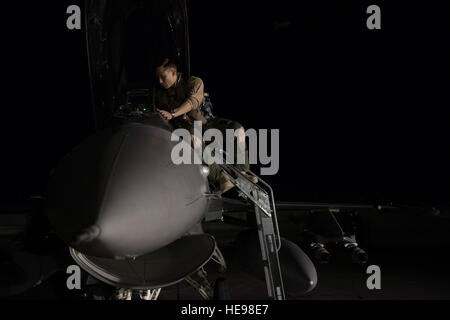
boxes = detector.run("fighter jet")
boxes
[1,0,420,301]
[31,0,323,300]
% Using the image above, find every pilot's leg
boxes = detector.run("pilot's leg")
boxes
[233,125,250,173]
[190,132,223,190]
[209,118,250,172]
[204,118,256,193]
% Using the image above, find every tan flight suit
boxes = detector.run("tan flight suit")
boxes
[155,74,207,133]
[155,74,250,183]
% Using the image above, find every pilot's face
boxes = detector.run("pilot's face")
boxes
[156,67,177,89]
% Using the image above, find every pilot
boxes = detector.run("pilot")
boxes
[155,57,255,193]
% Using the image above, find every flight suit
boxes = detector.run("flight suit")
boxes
[155,74,250,183]
[155,74,207,133]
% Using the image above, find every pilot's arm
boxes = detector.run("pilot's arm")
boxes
[174,77,204,117]
[160,77,205,121]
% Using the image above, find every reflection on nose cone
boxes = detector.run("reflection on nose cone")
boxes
[46,121,208,259]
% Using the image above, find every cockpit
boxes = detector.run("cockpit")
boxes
[86,0,190,127]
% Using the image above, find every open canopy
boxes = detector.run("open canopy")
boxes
[86,0,190,129]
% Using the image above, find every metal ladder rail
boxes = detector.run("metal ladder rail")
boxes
[218,163,285,300]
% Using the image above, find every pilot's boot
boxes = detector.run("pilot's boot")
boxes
[241,172,259,184]
[219,171,235,194]
[219,171,259,194]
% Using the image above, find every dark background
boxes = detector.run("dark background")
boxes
[1,1,449,205]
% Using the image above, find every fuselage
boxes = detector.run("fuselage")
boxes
[46,116,209,259]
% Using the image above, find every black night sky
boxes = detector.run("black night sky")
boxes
[1,1,449,205]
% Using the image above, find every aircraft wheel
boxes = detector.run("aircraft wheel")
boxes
[312,244,331,264]
[351,247,369,264]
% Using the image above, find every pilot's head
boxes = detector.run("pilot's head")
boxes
[156,58,178,89]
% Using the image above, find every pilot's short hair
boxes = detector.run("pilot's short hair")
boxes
[157,57,178,71]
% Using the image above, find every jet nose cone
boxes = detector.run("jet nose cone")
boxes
[47,122,209,259]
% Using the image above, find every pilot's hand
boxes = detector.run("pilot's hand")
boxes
[157,109,173,121]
